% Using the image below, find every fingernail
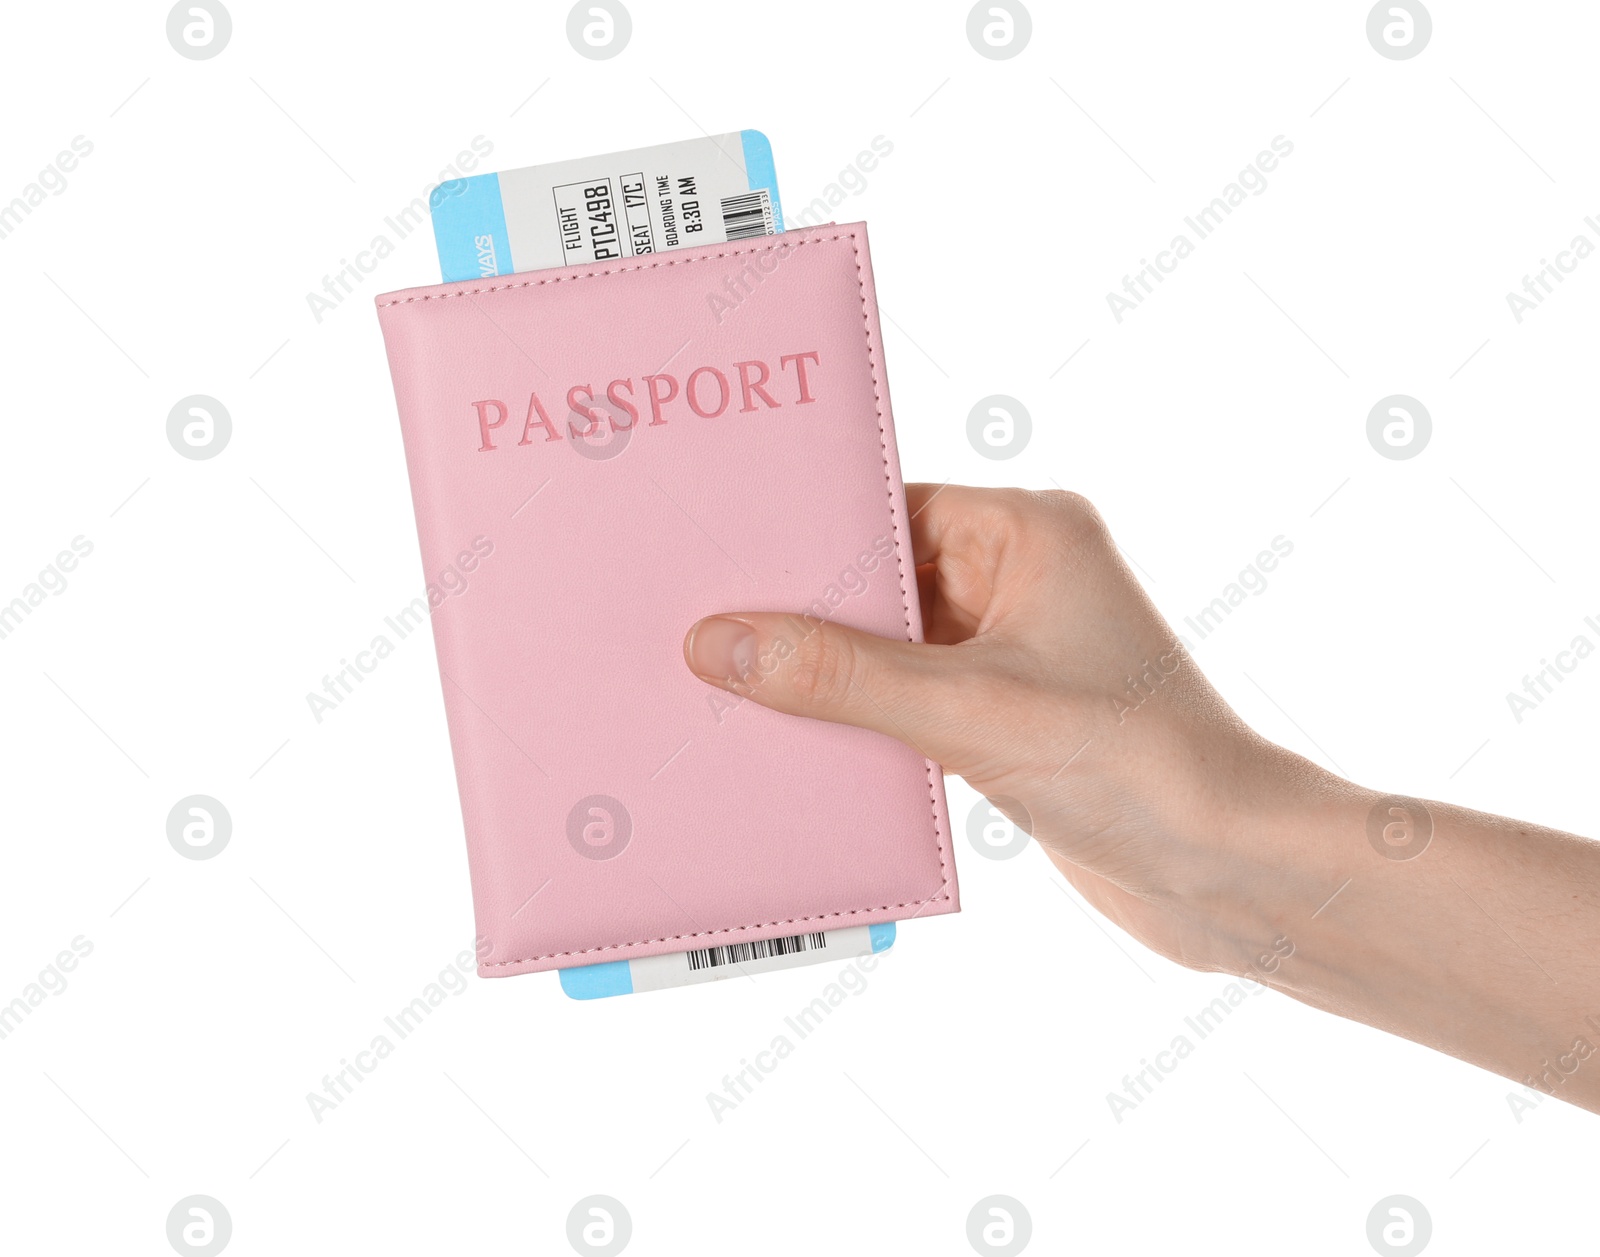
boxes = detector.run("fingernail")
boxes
[686,616,757,685]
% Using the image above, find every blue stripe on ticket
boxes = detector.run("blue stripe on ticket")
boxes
[740,129,783,229]
[559,957,633,1000]
[429,174,513,282]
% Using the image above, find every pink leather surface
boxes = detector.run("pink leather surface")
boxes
[375,223,956,977]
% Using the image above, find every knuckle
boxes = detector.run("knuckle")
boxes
[787,623,858,707]
[1035,488,1107,545]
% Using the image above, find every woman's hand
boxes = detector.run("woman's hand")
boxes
[683,484,1329,974]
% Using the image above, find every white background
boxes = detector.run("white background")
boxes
[1,1,1596,1253]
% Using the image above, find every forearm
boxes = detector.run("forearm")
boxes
[1230,772,1600,1111]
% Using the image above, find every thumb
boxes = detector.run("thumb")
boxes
[682,612,966,761]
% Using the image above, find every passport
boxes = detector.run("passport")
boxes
[373,223,958,979]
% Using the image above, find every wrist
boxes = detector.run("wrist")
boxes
[1178,741,1371,983]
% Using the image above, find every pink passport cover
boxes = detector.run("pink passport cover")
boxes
[375,223,956,977]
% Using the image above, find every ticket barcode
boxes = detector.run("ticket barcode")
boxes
[562,922,892,998]
[686,930,826,971]
[719,189,774,241]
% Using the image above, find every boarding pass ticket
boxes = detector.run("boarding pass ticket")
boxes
[428,130,782,282]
